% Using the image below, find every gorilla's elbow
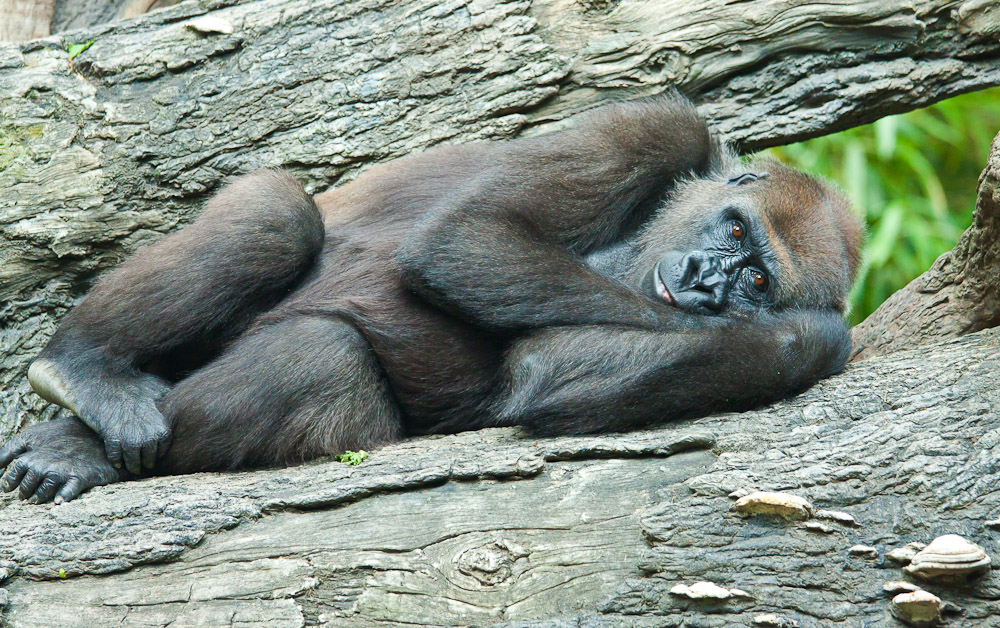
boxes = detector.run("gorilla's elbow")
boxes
[393,217,454,295]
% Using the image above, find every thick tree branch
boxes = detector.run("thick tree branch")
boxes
[2,0,1000,440]
[1,329,997,627]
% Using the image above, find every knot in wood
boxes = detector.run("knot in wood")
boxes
[456,540,528,586]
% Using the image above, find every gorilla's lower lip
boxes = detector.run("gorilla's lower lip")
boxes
[653,262,676,306]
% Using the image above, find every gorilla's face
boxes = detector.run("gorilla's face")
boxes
[641,172,775,316]
[635,160,859,317]
[652,207,774,317]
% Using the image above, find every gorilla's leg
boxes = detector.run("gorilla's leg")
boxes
[156,315,404,474]
[1,316,402,502]
[27,170,325,474]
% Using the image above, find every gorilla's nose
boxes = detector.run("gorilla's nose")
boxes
[678,251,727,311]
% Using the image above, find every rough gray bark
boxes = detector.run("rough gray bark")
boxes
[0,0,54,41]
[2,1,1000,626]
[50,0,183,35]
[1,329,998,627]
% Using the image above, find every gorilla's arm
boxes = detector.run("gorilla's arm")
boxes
[498,309,851,434]
[396,96,720,332]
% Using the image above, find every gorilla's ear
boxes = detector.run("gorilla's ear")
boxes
[727,172,770,186]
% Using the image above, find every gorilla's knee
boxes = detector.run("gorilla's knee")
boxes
[205,169,325,265]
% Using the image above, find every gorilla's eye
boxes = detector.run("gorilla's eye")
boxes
[750,268,768,291]
[730,220,746,241]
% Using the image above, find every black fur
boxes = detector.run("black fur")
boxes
[2,94,862,503]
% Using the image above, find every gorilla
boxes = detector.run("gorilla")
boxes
[1,95,862,504]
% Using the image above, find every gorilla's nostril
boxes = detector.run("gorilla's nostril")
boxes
[679,253,704,290]
[680,251,724,293]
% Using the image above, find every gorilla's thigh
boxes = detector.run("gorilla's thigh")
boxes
[157,316,404,473]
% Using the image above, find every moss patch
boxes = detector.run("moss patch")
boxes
[0,113,43,179]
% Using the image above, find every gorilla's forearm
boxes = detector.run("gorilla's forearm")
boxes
[499,310,851,435]
[395,96,720,332]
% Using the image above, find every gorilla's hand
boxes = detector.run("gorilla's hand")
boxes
[0,418,127,504]
[96,400,173,476]
[770,308,852,381]
[27,357,173,476]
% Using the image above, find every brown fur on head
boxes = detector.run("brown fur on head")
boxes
[742,157,863,312]
[632,152,864,316]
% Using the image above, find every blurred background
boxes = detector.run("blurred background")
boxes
[767,87,1000,325]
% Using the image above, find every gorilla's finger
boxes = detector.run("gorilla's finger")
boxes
[33,475,61,504]
[0,440,27,470]
[156,429,173,460]
[104,440,123,470]
[141,442,157,470]
[1,459,27,492]
[18,467,43,500]
[122,444,142,476]
[54,477,84,505]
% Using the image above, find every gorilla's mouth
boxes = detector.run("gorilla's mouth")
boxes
[652,261,676,306]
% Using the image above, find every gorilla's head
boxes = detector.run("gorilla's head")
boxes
[634,158,863,317]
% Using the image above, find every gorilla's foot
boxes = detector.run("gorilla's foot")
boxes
[28,356,173,476]
[27,358,80,416]
[0,418,127,504]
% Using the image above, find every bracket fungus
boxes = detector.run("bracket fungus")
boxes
[732,492,813,521]
[669,581,750,601]
[904,534,991,583]
[891,590,942,627]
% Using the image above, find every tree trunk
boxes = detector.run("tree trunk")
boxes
[50,0,184,36]
[1,0,999,625]
[1,328,998,627]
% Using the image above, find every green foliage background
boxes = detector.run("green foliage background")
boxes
[766,87,1000,326]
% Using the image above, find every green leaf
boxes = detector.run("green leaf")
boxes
[336,450,369,466]
[842,141,868,208]
[66,40,94,60]
[874,115,898,159]
[867,202,904,269]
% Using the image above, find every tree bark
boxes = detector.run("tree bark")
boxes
[50,0,184,35]
[1,1,1000,625]
[3,0,1000,440]
[1,328,998,627]
[0,0,54,41]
